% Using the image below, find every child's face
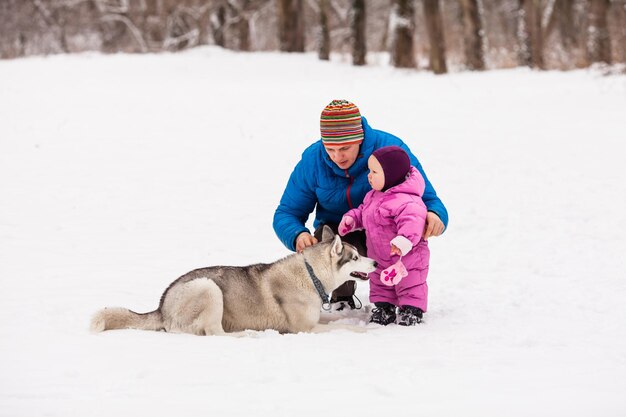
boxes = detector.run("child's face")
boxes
[367,155,385,191]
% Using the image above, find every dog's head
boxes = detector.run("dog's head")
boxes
[320,226,377,285]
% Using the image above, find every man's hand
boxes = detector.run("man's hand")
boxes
[295,232,318,253]
[423,212,444,240]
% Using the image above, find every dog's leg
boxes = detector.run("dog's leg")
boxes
[172,278,226,336]
[196,279,227,336]
[317,313,333,325]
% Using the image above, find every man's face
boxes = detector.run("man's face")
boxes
[323,144,360,170]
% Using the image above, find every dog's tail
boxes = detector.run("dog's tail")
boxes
[90,307,163,332]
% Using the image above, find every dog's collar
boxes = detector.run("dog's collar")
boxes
[303,258,331,311]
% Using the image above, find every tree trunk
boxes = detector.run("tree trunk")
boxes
[380,0,392,51]
[211,5,226,47]
[230,0,251,52]
[615,0,626,63]
[460,0,485,70]
[423,0,447,74]
[587,0,611,64]
[351,0,367,66]
[278,0,305,52]
[236,15,250,51]
[527,0,544,68]
[558,0,577,49]
[517,0,543,69]
[544,0,578,50]
[318,0,330,60]
[390,0,416,68]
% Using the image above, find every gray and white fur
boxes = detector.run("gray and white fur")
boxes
[91,226,377,335]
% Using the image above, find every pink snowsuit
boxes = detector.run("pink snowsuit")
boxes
[344,166,430,311]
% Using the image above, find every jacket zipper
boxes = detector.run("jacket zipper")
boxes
[345,169,354,209]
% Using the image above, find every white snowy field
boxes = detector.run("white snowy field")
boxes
[1,47,626,417]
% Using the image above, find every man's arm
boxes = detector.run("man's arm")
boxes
[273,158,318,251]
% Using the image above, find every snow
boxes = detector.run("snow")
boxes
[1,47,626,416]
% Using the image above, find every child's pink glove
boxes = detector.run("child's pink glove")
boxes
[338,215,355,236]
[380,259,408,286]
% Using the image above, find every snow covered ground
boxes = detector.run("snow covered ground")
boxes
[1,47,625,417]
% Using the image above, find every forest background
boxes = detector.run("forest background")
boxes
[1,0,625,72]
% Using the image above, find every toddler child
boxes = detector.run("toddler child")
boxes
[338,146,430,325]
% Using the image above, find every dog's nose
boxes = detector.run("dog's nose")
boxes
[373,261,378,268]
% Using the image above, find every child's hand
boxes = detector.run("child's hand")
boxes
[390,244,402,256]
[338,216,355,236]
[390,236,413,256]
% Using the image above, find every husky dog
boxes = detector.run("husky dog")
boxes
[91,227,377,335]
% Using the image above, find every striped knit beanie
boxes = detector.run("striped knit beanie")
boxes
[320,100,364,146]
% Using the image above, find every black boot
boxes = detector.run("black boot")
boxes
[331,296,357,311]
[397,305,423,326]
[330,280,360,311]
[369,302,397,325]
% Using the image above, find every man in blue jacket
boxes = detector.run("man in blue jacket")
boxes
[273,100,448,309]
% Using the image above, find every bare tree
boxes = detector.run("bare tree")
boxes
[208,0,271,51]
[516,0,543,68]
[227,0,253,51]
[526,0,543,68]
[544,0,570,46]
[614,0,626,64]
[318,0,330,60]
[587,0,611,64]
[556,0,577,49]
[423,0,447,74]
[164,9,200,51]
[390,0,416,68]
[350,0,367,65]
[460,0,485,70]
[0,0,48,58]
[235,13,251,51]
[210,5,227,47]
[278,0,305,52]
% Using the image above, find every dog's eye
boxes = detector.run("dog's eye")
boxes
[353,256,358,261]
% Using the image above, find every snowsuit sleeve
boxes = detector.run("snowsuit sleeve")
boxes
[393,197,428,248]
[343,203,365,231]
[344,190,376,231]
[273,157,318,252]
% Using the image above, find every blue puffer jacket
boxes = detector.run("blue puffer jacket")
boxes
[273,116,448,251]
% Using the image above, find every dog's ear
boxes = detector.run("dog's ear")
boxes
[331,235,343,257]
[321,225,335,242]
